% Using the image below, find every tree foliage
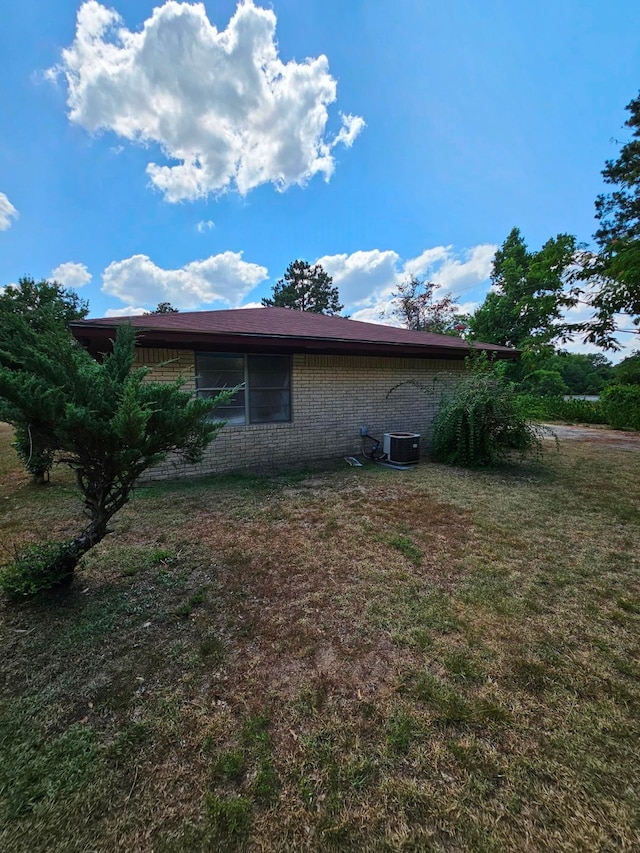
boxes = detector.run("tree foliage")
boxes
[583,92,640,348]
[523,369,569,398]
[523,352,614,395]
[614,351,640,385]
[468,228,579,357]
[261,260,343,314]
[387,277,464,335]
[0,319,229,587]
[600,384,640,431]
[0,276,89,329]
[150,302,179,314]
[431,357,546,468]
[0,277,90,481]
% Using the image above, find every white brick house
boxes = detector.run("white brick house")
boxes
[71,308,517,479]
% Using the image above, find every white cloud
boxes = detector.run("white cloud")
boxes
[50,261,92,288]
[317,249,401,306]
[102,251,268,309]
[456,300,481,317]
[0,192,18,230]
[104,305,147,317]
[319,244,498,318]
[52,0,364,202]
[403,246,451,279]
[415,244,497,296]
[196,220,215,233]
[349,306,402,326]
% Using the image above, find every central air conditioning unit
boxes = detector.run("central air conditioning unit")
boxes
[383,432,420,465]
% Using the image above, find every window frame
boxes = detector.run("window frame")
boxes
[195,352,292,425]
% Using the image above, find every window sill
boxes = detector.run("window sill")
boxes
[221,421,293,431]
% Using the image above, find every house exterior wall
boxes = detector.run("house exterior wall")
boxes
[134,347,466,480]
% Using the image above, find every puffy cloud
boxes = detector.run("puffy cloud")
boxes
[51,1,364,202]
[50,261,92,288]
[102,251,268,309]
[403,247,450,279]
[0,192,18,230]
[319,244,498,317]
[405,244,497,295]
[104,305,147,317]
[317,249,401,306]
[349,305,402,326]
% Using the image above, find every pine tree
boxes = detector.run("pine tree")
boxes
[262,260,343,314]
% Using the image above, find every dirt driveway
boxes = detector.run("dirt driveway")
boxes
[542,423,640,452]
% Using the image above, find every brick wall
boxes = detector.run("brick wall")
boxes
[135,348,466,480]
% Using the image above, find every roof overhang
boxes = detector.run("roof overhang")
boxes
[71,323,521,361]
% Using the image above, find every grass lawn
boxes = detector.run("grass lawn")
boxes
[1,421,639,851]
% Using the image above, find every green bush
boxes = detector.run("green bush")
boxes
[600,384,640,431]
[516,395,606,424]
[432,367,545,467]
[0,541,79,599]
[514,394,547,421]
[545,397,606,424]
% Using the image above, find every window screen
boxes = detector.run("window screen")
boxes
[195,353,245,425]
[248,355,291,423]
[195,353,291,424]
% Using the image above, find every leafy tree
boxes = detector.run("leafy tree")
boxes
[614,351,640,385]
[262,260,343,315]
[0,318,229,587]
[386,277,464,335]
[150,302,179,314]
[0,277,89,482]
[0,276,88,329]
[524,369,569,398]
[581,91,640,348]
[468,228,579,357]
[521,351,614,395]
[551,352,613,394]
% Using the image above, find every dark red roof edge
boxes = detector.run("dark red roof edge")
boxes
[70,308,519,361]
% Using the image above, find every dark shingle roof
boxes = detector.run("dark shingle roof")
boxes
[72,306,518,359]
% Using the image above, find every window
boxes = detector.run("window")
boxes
[195,353,291,424]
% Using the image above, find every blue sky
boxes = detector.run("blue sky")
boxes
[1,0,638,358]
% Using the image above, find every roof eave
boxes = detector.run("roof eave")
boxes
[70,323,520,361]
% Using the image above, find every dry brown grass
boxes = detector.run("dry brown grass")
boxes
[1,426,639,851]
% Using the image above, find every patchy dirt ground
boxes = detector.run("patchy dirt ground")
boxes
[542,422,640,452]
[2,428,640,852]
